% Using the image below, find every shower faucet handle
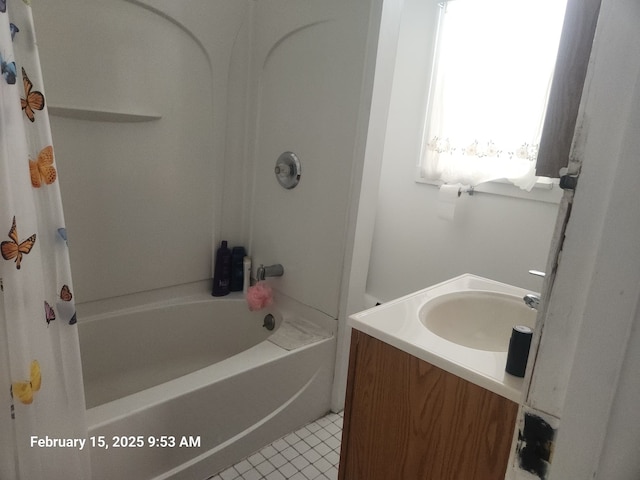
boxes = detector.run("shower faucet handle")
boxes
[528,270,546,278]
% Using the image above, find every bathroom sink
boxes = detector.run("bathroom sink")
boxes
[419,291,536,352]
[349,274,539,402]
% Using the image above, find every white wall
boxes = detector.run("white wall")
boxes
[331,0,559,412]
[243,0,375,319]
[33,0,378,331]
[32,0,250,307]
[366,0,560,304]
[33,0,378,356]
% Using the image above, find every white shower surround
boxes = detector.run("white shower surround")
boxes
[243,0,375,319]
[34,0,376,338]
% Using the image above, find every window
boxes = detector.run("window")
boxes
[419,0,567,190]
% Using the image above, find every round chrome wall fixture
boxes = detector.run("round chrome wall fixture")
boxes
[274,151,301,189]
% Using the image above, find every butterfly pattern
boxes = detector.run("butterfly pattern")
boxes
[11,360,41,405]
[60,284,72,302]
[1,0,85,442]
[1,53,16,84]
[29,145,57,187]
[59,284,77,325]
[10,23,19,41]
[21,68,45,122]
[57,227,68,244]
[44,300,56,325]
[1,216,36,270]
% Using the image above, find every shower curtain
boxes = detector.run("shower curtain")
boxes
[0,1,90,479]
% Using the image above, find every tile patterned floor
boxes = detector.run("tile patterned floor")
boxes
[206,411,343,480]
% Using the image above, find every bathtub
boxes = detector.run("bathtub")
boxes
[77,290,337,480]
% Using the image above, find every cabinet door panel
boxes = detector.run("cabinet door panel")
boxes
[339,331,518,480]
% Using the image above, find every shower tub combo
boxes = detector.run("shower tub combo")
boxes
[78,292,336,480]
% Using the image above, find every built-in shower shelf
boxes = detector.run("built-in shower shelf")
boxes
[48,105,162,123]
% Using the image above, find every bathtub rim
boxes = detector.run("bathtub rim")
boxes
[76,283,241,326]
[76,281,338,335]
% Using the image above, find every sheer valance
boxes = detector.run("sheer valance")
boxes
[420,0,567,190]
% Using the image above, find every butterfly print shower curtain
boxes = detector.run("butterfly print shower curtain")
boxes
[0,2,90,479]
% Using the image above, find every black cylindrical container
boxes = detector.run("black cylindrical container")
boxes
[505,325,533,377]
[212,241,231,296]
[229,246,246,292]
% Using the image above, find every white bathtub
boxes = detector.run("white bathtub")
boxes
[78,292,336,480]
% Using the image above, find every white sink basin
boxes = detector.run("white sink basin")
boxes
[349,274,539,402]
[419,291,536,352]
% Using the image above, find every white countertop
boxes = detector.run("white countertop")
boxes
[349,274,536,403]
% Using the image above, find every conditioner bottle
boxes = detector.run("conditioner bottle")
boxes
[229,246,246,292]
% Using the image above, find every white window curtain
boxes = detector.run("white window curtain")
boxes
[420,0,567,190]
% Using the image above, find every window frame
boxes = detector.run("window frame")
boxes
[414,0,569,204]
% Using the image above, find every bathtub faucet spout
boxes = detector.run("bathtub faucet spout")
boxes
[257,264,284,281]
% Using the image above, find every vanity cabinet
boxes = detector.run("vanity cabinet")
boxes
[338,330,518,480]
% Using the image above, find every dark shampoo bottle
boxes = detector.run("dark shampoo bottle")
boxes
[212,241,231,296]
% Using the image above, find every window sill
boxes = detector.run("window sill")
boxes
[415,176,563,204]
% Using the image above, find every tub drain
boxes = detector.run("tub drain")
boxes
[263,314,275,331]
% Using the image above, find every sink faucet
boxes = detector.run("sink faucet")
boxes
[256,264,284,281]
[523,269,545,310]
[523,293,541,310]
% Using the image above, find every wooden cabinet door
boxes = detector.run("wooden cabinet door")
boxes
[339,331,518,480]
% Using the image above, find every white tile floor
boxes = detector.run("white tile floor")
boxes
[206,411,343,480]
